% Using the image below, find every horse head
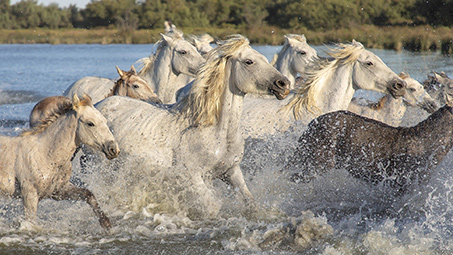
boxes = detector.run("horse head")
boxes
[188,34,215,57]
[399,72,438,113]
[160,33,205,77]
[349,40,406,98]
[222,35,290,99]
[280,34,318,85]
[72,94,119,160]
[113,66,162,104]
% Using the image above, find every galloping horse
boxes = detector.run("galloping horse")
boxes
[271,34,318,89]
[348,72,438,127]
[241,40,407,138]
[63,66,161,105]
[188,33,215,57]
[137,32,206,103]
[95,35,290,217]
[0,94,120,229]
[285,81,453,195]
[65,32,205,104]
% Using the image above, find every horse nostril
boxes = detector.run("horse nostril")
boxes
[394,80,406,90]
[275,79,287,88]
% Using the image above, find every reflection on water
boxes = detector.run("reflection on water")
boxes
[0,44,452,254]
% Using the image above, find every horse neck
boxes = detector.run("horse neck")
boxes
[146,46,178,102]
[274,48,296,87]
[410,105,453,148]
[216,69,244,137]
[382,94,406,119]
[316,63,355,113]
[35,113,78,162]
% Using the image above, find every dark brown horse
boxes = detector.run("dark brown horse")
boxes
[284,99,453,195]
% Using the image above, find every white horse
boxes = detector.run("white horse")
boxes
[348,72,438,126]
[137,32,206,103]
[271,34,318,89]
[64,32,205,104]
[175,34,216,89]
[241,40,407,138]
[423,71,452,106]
[0,94,120,229]
[95,35,290,217]
[63,65,161,105]
[188,33,215,57]
[175,34,317,102]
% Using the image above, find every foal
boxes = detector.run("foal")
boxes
[0,94,119,229]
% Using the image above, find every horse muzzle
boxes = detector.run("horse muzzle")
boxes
[269,78,291,100]
[388,79,406,98]
[146,96,163,104]
[102,141,120,160]
[419,98,438,113]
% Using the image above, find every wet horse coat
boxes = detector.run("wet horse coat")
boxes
[0,95,119,228]
[285,104,453,195]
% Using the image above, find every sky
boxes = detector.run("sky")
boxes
[10,0,91,8]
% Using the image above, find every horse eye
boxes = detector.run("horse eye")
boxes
[299,51,306,55]
[366,61,373,66]
[409,88,416,92]
[133,84,140,89]
[245,59,254,65]
[178,50,187,55]
[86,121,95,127]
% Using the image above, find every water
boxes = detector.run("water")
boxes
[1,43,453,254]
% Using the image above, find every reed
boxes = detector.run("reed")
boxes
[1,26,452,55]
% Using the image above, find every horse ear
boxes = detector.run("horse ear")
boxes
[399,72,409,79]
[161,33,175,46]
[299,34,307,43]
[116,66,125,78]
[352,39,364,48]
[72,93,80,110]
[130,65,137,75]
[285,36,297,47]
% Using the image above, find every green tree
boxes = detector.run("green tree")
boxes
[0,0,14,29]
[11,0,42,28]
[39,3,70,28]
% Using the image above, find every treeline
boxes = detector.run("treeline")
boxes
[1,0,453,31]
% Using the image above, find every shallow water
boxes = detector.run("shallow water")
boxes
[1,43,453,254]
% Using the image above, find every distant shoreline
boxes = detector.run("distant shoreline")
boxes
[1,25,452,54]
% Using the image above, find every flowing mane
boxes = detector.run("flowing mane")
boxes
[283,41,364,119]
[179,35,250,126]
[22,95,92,136]
[137,32,184,77]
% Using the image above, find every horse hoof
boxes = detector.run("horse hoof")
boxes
[100,217,112,230]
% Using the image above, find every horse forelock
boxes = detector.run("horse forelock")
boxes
[21,98,74,136]
[282,43,363,119]
[110,70,136,96]
[328,42,364,65]
[180,35,249,126]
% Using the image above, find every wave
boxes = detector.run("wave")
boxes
[0,90,43,105]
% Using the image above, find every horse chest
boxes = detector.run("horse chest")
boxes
[177,128,244,172]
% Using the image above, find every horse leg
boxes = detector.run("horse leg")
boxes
[21,184,39,222]
[222,164,254,200]
[52,183,111,229]
[221,164,258,215]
